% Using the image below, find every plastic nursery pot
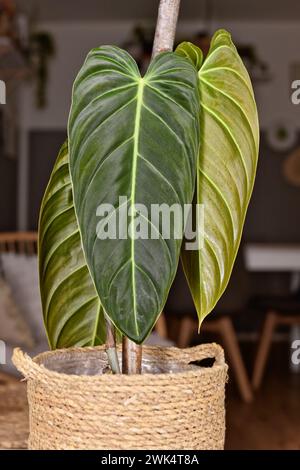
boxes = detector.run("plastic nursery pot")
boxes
[12,343,228,450]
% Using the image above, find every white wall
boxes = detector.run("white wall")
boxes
[19,19,300,131]
[19,21,135,130]
[219,20,300,130]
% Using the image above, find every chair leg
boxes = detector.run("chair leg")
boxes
[218,317,254,403]
[155,311,168,339]
[177,316,196,348]
[252,311,278,390]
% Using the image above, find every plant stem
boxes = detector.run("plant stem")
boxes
[122,0,181,375]
[105,316,120,374]
[122,336,142,374]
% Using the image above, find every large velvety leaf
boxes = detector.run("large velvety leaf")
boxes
[39,142,106,349]
[68,47,200,343]
[178,30,259,324]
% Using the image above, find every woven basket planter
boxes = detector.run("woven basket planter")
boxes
[13,343,227,450]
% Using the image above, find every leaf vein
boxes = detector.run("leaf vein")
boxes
[201,102,250,191]
[200,76,258,154]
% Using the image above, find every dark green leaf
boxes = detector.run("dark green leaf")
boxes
[68,47,200,343]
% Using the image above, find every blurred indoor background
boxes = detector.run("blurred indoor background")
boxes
[0,0,300,450]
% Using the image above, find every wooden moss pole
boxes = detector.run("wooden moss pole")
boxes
[122,0,182,375]
[152,0,181,58]
[122,336,142,374]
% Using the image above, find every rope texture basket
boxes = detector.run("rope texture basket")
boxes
[13,343,228,450]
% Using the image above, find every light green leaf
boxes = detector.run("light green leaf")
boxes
[68,46,200,343]
[39,142,106,349]
[179,29,259,324]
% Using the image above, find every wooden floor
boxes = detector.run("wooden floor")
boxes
[225,342,300,450]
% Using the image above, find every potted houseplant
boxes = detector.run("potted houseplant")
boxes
[13,0,259,450]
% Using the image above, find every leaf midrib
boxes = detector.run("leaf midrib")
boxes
[130,78,145,337]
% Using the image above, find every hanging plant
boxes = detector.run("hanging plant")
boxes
[29,31,55,108]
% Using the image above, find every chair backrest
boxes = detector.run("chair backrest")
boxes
[0,232,38,255]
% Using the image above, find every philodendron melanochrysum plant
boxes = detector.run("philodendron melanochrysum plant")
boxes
[39,29,259,373]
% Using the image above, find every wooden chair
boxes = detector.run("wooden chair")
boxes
[166,252,254,403]
[155,313,168,339]
[177,315,253,403]
[252,295,300,389]
[0,232,38,255]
